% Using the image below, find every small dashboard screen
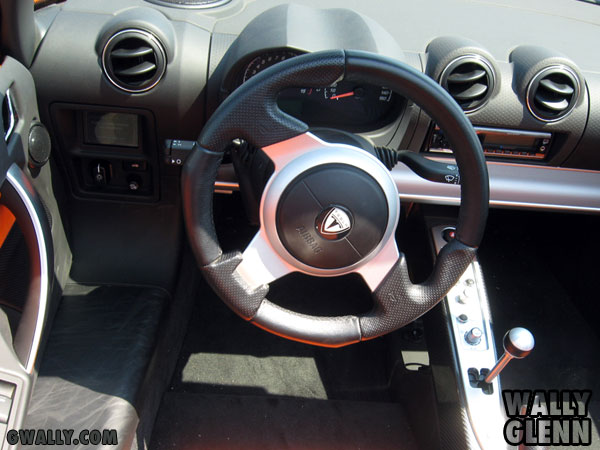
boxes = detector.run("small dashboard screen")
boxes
[482,133,537,148]
[84,112,139,148]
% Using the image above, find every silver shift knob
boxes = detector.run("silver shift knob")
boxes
[484,327,535,384]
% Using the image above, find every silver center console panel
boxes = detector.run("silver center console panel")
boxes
[431,226,510,450]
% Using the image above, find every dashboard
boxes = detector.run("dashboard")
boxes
[27,0,600,212]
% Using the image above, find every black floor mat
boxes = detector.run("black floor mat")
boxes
[478,211,600,447]
[169,277,393,401]
[25,284,168,450]
[151,392,418,450]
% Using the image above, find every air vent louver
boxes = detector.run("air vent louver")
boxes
[440,55,495,113]
[527,66,579,122]
[102,29,166,93]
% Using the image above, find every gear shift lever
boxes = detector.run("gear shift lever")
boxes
[484,327,535,384]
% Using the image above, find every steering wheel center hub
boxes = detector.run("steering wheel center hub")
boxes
[276,163,389,269]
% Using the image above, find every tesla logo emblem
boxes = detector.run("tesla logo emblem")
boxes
[315,206,353,240]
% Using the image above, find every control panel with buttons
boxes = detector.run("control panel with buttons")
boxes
[431,225,506,449]
[76,157,153,197]
[445,265,490,351]
[50,105,159,201]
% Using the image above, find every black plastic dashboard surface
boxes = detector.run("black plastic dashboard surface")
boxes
[28,0,600,213]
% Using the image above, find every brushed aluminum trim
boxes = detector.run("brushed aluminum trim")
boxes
[432,226,508,450]
[217,161,600,212]
[3,89,16,143]
[393,159,600,212]
[6,165,52,374]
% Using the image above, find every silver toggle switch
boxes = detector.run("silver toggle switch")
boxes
[484,327,535,384]
[465,327,483,345]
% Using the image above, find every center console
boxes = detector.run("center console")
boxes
[431,225,510,450]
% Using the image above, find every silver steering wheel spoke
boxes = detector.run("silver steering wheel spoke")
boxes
[261,132,327,170]
[234,230,295,290]
[354,237,400,292]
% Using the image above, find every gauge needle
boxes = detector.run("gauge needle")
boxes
[330,91,354,100]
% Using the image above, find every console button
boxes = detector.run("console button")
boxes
[123,161,147,171]
[127,175,142,192]
[441,227,456,242]
[465,327,483,346]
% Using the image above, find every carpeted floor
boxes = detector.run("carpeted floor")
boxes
[150,193,420,449]
[168,271,393,402]
[478,211,600,392]
[478,210,600,448]
[150,273,417,449]
[152,392,418,450]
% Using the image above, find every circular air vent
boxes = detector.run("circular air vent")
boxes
[526,66,580,122]
[102,29,167,93]
[440,55,495,113]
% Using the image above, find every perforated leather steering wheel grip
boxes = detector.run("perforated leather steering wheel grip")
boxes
[182,50,488,347]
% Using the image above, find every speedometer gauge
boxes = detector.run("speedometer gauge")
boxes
[242,50,301,83]
[278,81,398,132]
[236,50,401,132]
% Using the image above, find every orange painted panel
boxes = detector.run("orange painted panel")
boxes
[0,205,15,248]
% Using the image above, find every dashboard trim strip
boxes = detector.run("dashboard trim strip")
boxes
[393,160,600,212]
[217,161,600,213]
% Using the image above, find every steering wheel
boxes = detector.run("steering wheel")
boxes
[182,50,489,347]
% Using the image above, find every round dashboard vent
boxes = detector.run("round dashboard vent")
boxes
[526,66,580,122]
[102,29,167,93]
[440,55,495,113]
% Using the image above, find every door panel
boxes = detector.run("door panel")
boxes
[0,56,54,448]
